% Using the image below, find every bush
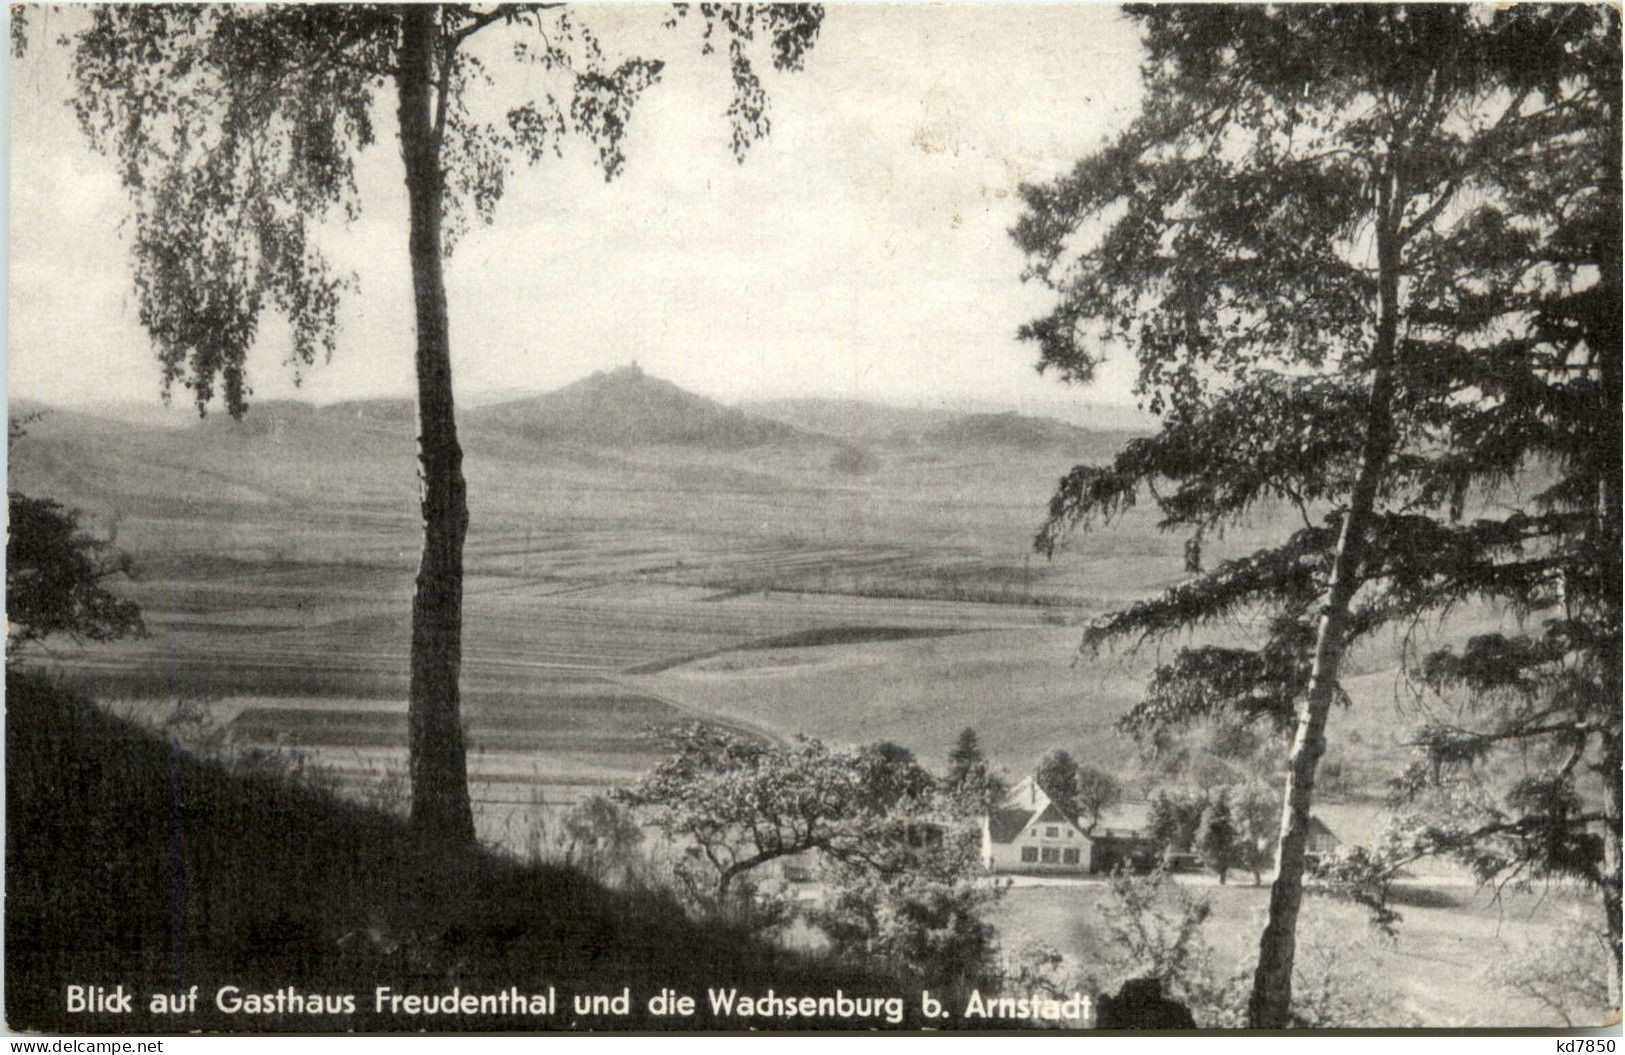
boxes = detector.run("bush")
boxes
[1290,918,1412,1027]
[556,794,645,885]
[6,492,143,651]
[816,871,1000,988]
[1480,913,1614,1027]
[1092,867,1240,1026]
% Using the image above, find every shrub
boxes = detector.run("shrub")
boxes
[6,492,143,651]
[1291,918,1412,1027]
[1093,868,1241,1025]
[1480,913,1613,1027]
[816,870,1000,988]
[557,794,646,886]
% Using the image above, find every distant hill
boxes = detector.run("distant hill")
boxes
[925,410,1093,451]
[8,370,1147,515]
[470,364,807,449]
[748,397,1142,463]
[17,376,1148,458]
[748,394,1153,438]
[920,411,1146,463]
[319,397,418,429]
[742,397,957,444]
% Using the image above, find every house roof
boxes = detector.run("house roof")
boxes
[986,781,1095,844]
[987,807,1035,844]
[1095,799,1150,833]
[986,782,1164,844]
[1033,801,1080,828]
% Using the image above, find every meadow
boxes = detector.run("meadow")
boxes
[8,381,1584,1027]
[11,391,1178,816]
[11,385,1504,833]
[993,879,1608,1028]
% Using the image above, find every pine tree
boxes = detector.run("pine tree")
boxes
[1014,5,1620,1024]
[1036,748,1080,820]
[1196,792,1239,886]
[947,728,984,786]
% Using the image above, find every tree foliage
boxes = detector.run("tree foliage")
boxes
[64,3,822,416]
[1195,791,1239,884]
[945,727,1006,812]
[1073,764,1123,835]
[947,727,983,780]
[1014,4,1621,1020]
[1305,833,1417,935]
[1034,748,1080,819]
[1391,635,1617,896]
[54,2,823,843]
[1231,784,1280,885]
[6,493,145,653]
[1146,789,1201,856]
[815,870,1000,988]
[7,417,144,653]
[618,725,957,915]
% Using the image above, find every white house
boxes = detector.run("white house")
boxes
[981,776,1093,874]
[982,775,1340,878]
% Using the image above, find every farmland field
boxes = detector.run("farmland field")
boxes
[993,878,1610,1028]
[12,388,1509,823]
[13,391,1178,828]
[10,382,1587,1027]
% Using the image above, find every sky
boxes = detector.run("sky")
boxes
[7,3,1148,415]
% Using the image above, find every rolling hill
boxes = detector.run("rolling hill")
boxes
[923,410,1118,455]
[746,397,1146,462]
[15,368,1149,474]
[741,396,958,444]
[469,364,809,449]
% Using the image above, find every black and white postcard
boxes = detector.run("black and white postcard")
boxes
[5,2,1621,1036]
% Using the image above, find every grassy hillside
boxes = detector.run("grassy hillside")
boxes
[3,673,919,1033]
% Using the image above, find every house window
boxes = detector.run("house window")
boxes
[1021,847,1038,863]
[1041,847,1060,864]
[1046,826,1059,838]
[1063,849,1081,865]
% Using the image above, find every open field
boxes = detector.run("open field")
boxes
[10,384,1582,1025]
[14,390,1520,825]
[993,878,1612,1028]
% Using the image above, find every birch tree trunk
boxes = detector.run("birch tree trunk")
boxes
[396,4,476,846]
[1246,169,1403,1029]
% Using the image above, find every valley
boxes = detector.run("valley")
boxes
[7,366,1480,819]
[6,366,1594,1027]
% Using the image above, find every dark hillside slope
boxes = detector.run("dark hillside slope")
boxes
[4,674,921,1033]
